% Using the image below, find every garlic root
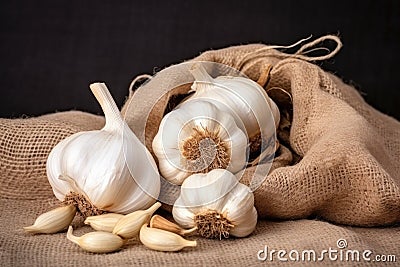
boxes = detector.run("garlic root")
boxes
[150,215,197,236]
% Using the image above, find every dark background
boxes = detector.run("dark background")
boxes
[1,0,399,119]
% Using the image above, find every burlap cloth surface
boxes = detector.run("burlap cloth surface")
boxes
[1,198,399,266]
[1,38,400,266]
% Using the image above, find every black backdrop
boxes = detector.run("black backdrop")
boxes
[1,0,399,119]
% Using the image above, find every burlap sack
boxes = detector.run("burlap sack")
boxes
[121,36,400,227]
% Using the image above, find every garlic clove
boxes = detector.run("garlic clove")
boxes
[139,224,197,252]
[221,182,255,221]
[157,159,191,185]
[24,204,76,234]
[150,215,197,236]
[172,197,196,229]
[179,169,238,213]
[112,202,161,239]
[84,213,124,232]
[229,207,258,238]
[67,226,124,253]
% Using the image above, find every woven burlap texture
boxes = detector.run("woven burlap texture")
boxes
[122,39,400,227]
[2,198,399,266]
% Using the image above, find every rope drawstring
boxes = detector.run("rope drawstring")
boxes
[235,35,342,70]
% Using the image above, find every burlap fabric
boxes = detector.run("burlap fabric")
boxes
[1,37,399,266]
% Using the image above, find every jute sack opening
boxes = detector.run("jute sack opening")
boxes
[121,35,400,226]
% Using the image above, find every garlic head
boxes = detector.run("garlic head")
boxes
[46,83,160,215]
[189,63,280,142]
[172,169,257,239]
[152,100,247,185]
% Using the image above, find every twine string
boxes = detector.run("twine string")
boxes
[236,35,342,70]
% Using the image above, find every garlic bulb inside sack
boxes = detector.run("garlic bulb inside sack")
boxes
[46,83,160,215]
[152,100,248,185]
[172,169,257,239]
[188,63,280,149]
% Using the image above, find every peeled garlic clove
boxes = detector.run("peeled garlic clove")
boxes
[113,202,161,239]
[24,204,76,234]
[84,213,124,232]
[150,215,197,236]
[139,224,197,252]
[67,226,124,253]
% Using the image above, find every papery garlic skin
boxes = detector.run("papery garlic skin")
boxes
[150,215,197,236]
[152,100,247,185]
[47,83,160,214]
[172,169,257,238]
[189,63,280,140]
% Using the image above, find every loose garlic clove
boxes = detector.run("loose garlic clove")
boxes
[24,204,76,234]
[172,169,258,239]
[67,226,124,253]
[112,202,161,239]
[84,213,124,232]
[139,224,197,252]
[150,215,197,236]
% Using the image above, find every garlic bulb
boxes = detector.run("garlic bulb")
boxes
[47,83,160,215]
[152,100,247,185]
[172,169,257,239]
[188,63,280,141]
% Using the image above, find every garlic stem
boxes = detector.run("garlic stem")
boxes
[190,63,214,84]
[181,227,198,235]
[89,82,124,131]
[145,201,162,214]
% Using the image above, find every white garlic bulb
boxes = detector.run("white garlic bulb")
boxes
[47,83,160,215]
[152,100,247,185]
[172,169,257,239]
[188,63,280,141]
